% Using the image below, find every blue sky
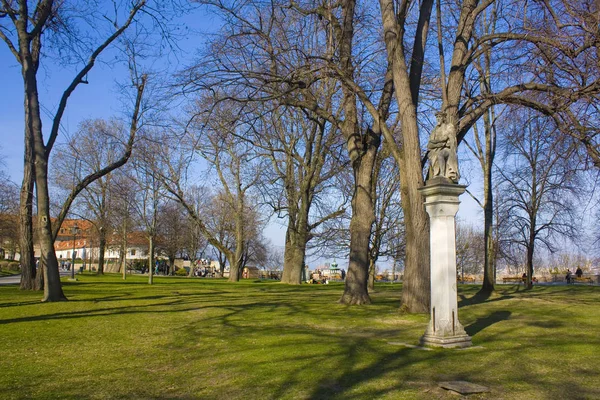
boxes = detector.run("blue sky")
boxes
[0,4,220,182]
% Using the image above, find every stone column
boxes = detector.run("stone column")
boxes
[419,177,472,348]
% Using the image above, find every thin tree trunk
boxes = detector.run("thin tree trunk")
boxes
[148,236,154,285]
[97,232,106,275]
[121,227,127,280]
[368,258,375,292]
[526,239,534,290]
[480,179,495,293]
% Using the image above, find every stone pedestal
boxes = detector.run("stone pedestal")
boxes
[419,178,472,348]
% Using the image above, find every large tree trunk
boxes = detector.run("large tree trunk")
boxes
[379,0,432,313]
[281,223,309,285]
[281,228,293,283]
[340,133,379,305]
[34,147,66,301]
[228,198,246,283]
[228,243,243,283]
[398,123,430,314]
[23,57,66,301]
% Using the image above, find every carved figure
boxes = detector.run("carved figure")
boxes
[427,112,460,182]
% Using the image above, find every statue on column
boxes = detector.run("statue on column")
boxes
[427,111,460,183]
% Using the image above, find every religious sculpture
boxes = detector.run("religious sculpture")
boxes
[427,111,460,182]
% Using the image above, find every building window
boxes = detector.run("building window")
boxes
[130,249,136,256]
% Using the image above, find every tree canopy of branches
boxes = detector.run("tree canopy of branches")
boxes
[497,110,582,288]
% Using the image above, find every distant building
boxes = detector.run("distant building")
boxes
[242,265,260,279]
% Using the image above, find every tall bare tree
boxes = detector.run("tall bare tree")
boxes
[187,1,393,303]
[497,110,581,289]
[368,148,404,292]
[250,106,348,284]
[51,118,139,275]
[0,0,155,300]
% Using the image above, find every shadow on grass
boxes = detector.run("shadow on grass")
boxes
[465,310,512,337]
[2,277,600,400]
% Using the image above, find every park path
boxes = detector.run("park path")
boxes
[0,270,71,286]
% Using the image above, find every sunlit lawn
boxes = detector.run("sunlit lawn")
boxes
[1,274,598,399]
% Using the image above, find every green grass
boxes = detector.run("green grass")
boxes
[0,269,20,276]
[1,275,598,399]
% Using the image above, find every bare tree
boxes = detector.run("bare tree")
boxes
[187,1,393,303]
[456,222,485,281]
[156,199,187,275]
[51,118,140,275]
[368,149,404,292]
[158,99,263,282]
[249,105,348,284]
[0,155,19,259]
[497,110,582,289]
[178,186,209,277]
[127,134,168,283]
[0,0,160,300]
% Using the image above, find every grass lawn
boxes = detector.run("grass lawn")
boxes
[1,275,598,399]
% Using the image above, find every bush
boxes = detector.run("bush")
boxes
[8,262,20,271]
[175,268,188,276]
[0,261,20,271]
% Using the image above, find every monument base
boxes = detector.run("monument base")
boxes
[420,332,472,349]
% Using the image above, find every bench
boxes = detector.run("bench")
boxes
[502,276,524,284]
[571,276,593,284]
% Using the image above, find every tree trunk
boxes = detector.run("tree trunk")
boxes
[121,235,127,280]
[398,123,430,314]
[228,257,241,282]
[23,59,66,301]
[367,258,375,292]
[228,201,246,283]
[340,136,379,305]
[379,0,431,313]
[228,244,243,283]
[169,257,175,276]
[281,228,293,283]
[281,225,308,285]
[480,180,495,293]
[526,239,535,290]
[148,236,154,285]
[35,152,66,302]
[19,145,37,290]
[97,232,106,275]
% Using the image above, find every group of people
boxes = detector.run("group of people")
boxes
[59,260,72,271]
[565,267,583,284]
